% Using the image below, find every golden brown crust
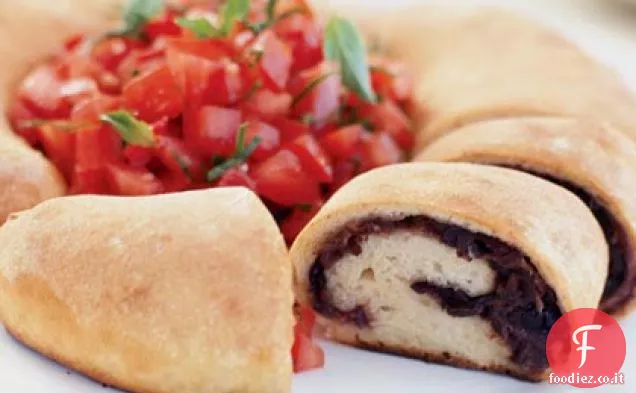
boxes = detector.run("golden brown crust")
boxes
[314,3,636,149]
[0,188,293,393]
[415,117,636,316]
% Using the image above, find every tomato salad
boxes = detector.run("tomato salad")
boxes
[7,0,416,373]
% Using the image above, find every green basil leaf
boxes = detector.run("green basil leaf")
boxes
[324,16,376,103]
[206,122,261,182]
[100,111,156,147]
[220,0,251,35]
[266,0,278,20]
[176,17,220,38]
[121,0,165,37]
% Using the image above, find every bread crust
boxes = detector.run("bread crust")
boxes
[416,117,636,316]
[0,188,293,393]
[291,163,608,378]
[314,3,636,150]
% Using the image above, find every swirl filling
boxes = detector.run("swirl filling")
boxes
[309,216,562,375]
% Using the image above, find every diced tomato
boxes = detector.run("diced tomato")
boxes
[250,30,292,92]
[105,164,163,196]
[123,145,153,168]
[144,15,182,41]
[289,63,341,128]
[123,65,184,123]
[71,167,109,194]
[319,125,364,160]
[286,135,332,183]
[244,121,281,161]
[117,47,167,84]
[292,330,325,373]
[242,89,292,120]
[369,57,414,102]
[75,125,122,175]
[269,117,309,142]
[281,202,322,244]
[360,132,402,171]
[330,159,359,195]
[184,106,242,157]
[167,39,242,106]
[38,125,76,181]
[274,13,322,73]
[251,149,321,206]
[362,100,414,150]
[92,37,135,72]
[58,78,99,106]
[71,95,122,121]
[18,65,70,118]
[217,167,256,190]
[155,135,204,183]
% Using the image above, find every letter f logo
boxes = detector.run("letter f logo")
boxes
[572,324,603,368]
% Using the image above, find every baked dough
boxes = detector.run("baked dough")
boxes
[416,117,636,317]
[291,162,607,381]
[0,188,293,393]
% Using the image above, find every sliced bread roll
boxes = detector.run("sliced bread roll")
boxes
[0,188,293,393]
[416,117,636,316]
[291,163,608,381]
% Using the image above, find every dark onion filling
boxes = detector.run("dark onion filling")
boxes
[502,166,634,314]
[309,216,562,373]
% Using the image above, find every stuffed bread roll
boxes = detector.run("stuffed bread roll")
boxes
[416,117,636,316]
[0,188,293,393]
[291,162,607,381]
[315,3,636,149]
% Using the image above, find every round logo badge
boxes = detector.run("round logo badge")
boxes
[546,308,626,388]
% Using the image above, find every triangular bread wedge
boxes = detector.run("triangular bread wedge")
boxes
[291,163,607,381]
[0,188,293,393]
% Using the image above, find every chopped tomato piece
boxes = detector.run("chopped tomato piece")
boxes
[38,125,76,181]
[144,15,182,41]
[330,159,360,195]
[243,89,292,120]
[287,135,332,183]
[71,167,109,194]
[319,125,364,160]
[123,65,184,123]
[217,168,256,190]
[75,125,122,176]
[251,149,321,206]
[123,145,153,168]
[369,57,414,102]
[71,95,122,121]
[292,330,325,373]
[281,202,322,244]
[92,37,135,72]
[250,30,292,92]
[18,65,70,118]
[289,63,341,128]
[275,13,322,73]
[244,121,281,161]
[269,117,309,142]
[167,39,242,106]
[105,164,163,196]
[362,100,414,150]
[117,47,167,84]
[155,135,204,183]
[361,132,402,171]
[185,106,242,157]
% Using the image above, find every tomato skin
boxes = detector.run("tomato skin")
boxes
[18,65,70,118]
[289,63,341,128]
[242,89,292,120]
[251,30,293,92]
[251,149,321,206]
[362,100,414,150]
[319,125,364,160]
[38,125,76,182]
[292,326,325,373]
[217,167,256,190]
[268,117,309,143]
[281,202,322,244]
[361,132,402,171]
[244,121,281,161]
[274,13,323,73]
[287,135,332,183]
[185,106,242,158]
[105,164,163,196]
[123,65,184,123]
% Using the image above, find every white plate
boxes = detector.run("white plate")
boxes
[2,0,636,392]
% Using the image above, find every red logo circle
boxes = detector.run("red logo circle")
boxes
[546,308,626,388]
